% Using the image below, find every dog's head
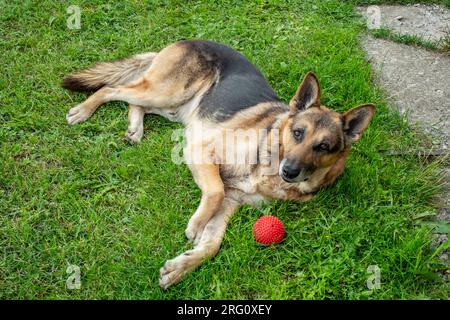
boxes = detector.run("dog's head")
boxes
[279,72,375,183]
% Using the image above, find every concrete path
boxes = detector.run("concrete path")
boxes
[357,4,449,266]
[361,36,450,150]
[357,4,450,45]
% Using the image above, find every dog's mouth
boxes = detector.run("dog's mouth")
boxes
[280,171,311,183]
[278,159,314,183]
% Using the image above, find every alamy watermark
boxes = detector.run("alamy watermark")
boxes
[366,265,381,290]
[66,264,81,290]
[171,125,282,176]
[366,6,381,30]
[67,5,81,30]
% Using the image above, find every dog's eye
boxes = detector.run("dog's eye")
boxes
[293,129,304,140]
[318,142,330,151]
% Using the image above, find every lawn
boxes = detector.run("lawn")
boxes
[0,0,449,299]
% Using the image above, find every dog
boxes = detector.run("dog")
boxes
[62,39,375,289]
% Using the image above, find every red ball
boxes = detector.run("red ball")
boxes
[253,216,285,245]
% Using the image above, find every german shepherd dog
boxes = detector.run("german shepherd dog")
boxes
[62,40,375,289]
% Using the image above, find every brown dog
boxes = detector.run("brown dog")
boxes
[62,40,375,289]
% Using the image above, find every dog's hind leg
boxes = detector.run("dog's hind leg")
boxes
[159,197,239,289]
[66,79,152,125]
[66,41,218,125]
[64,52,158,125]
[66,66,214,125]
[125,104,145,143]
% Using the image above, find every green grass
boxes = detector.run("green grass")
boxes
[0,0,449,299]
[369,27,446,51]
[363,19,450,53]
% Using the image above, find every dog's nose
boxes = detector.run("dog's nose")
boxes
[282,165,300,180]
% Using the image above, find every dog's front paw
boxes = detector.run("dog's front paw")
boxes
[125,125,143,143]
[66,105,91,125]
[185,221,205,245]
[159,253,193,289]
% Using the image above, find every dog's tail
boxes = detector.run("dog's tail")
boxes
[61,52,158,92]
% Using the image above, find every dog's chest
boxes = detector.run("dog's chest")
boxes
[225,171,312,204]
[225,176,266,205]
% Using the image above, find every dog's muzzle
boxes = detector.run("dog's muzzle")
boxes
[279,158,315,183]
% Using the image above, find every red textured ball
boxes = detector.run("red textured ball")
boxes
[253,216,285,245]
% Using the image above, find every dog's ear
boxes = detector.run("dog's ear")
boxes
[342,104,375,146]
[289,72,320,114]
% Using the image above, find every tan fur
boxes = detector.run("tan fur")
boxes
[62,41,375,289]
[62,52,158,91]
